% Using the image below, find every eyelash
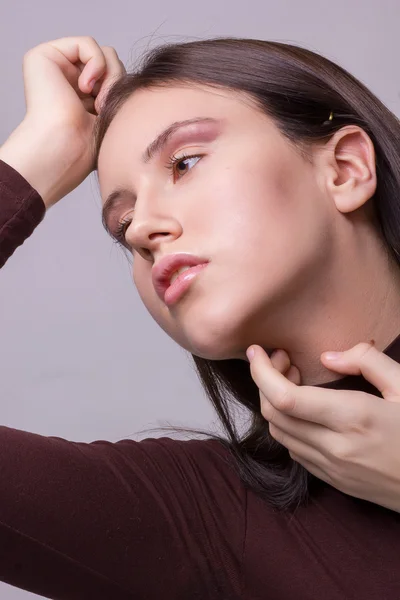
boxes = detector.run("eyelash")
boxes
[164,151,202,179]
[115,217,132,244]
[114,152,202,244]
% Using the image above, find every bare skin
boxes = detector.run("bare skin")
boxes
[98,84,400,385]
[3,35,400,514]
[2,37,400,386]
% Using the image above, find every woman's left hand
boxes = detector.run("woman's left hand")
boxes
[247,341,400,512]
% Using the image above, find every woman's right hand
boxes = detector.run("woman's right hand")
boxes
[0,36,126,208]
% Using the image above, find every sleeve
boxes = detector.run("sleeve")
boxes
[0,159,46,268]
[0,160,245,598]
[0,427,245,599]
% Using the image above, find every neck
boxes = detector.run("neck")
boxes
[252,227,400,386]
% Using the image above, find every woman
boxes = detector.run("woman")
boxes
[1,35,400,599]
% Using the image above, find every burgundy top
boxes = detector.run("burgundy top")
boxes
[1,158,400,600]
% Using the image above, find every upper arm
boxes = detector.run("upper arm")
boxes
[0,428,245,598]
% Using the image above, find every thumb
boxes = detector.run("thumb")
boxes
[320,340,400,399]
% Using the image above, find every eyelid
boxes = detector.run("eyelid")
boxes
[166,138,212,159]
[168,146,202,161]
[112,146,208,244]
[168,153,204,183]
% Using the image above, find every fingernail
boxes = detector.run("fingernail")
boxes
[246,347,255,362]
[324,351,342,360]
[88,78,96,91]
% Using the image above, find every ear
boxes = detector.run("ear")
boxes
[324,126,377,214]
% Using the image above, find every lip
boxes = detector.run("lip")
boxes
[152,253,209,304]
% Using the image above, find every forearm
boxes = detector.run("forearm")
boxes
[0,156,45,268]
[0,120,76,210]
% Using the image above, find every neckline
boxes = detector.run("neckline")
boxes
[313,331,400,390]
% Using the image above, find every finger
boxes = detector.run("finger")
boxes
[81,96,96,115]
[268,349,301,384]
[286,365,301,385]
[261,389,335,453]
[267,416,331,463]
[248,345,299,413]
[321,341,400,399]
[93,46,126,114]
[46,36,108,95]
[248,344,363,429]
[289,451,333,485]
[270,349,291,374]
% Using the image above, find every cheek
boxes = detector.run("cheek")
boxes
[219,155,326,255]
[193,159,307,253]
[132,260,159,317]
[128,153,329,360]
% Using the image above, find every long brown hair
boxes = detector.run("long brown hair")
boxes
[92,38,400,512]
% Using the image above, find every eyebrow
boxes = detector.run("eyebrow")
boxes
[101,117,220,232]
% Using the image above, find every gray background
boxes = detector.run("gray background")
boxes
[0,0,399,597]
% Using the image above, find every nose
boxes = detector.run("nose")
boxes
[125,190,182,260]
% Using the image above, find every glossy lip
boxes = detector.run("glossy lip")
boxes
[152,253,210,303]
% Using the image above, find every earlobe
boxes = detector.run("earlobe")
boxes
[326,126,377,214]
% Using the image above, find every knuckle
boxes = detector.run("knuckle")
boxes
[330,438,352,463]
[357,342,375,363]
[101,45,118,55]
[260,399,270,420]
[268,404,280,424]
[269,422,283,443]
[277,387,295,412]
[260,391,273,419]
[81,37,105,60]
[84,35,97,45]
[23,47,37,60]
[355,341,372,352]
[343,401,370,434]
[346,416,368,435]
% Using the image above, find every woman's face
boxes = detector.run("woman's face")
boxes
[97,84,333,360]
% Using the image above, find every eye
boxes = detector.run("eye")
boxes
[112,153,202,249]
[165,153,202,181]
[114,216,132,247]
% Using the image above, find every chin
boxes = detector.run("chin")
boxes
[177,301,249,361]
[189,343,242,361]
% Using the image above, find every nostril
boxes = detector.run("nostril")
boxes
[149,232,170,241]
[140,247,152,260]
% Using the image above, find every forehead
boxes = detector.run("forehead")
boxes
[96,85,259,195]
